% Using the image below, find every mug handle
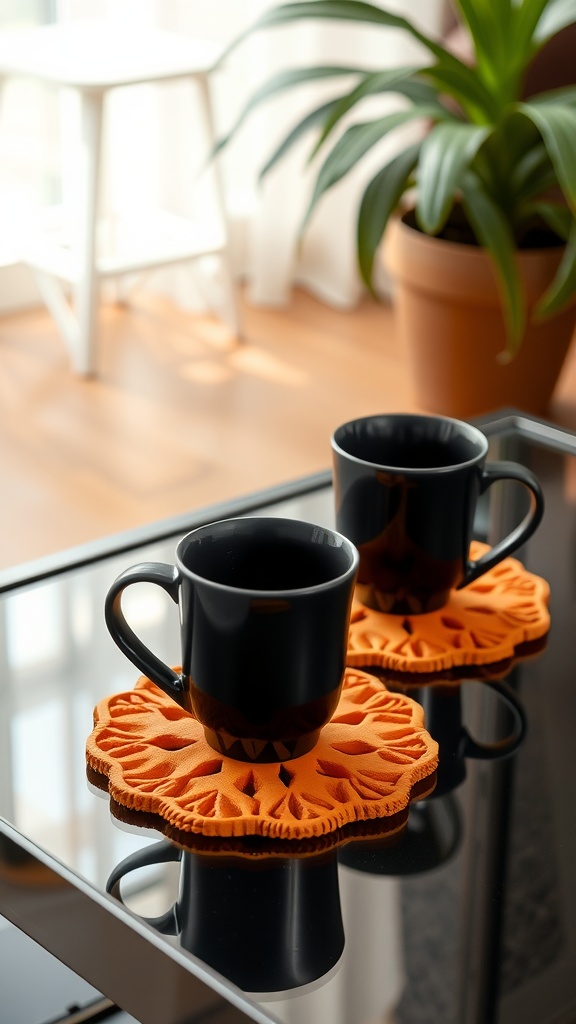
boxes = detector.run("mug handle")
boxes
[459,460,544,588]
[104,562,187,706]
[107,840,182,934]
[460,678,527,760]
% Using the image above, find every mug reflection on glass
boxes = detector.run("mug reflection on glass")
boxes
[410,678,527,797]
[338,676,526,876]
[105,517,359,762]
[107,841,345,994]
[331,413,544,614]
[338,792,462,876]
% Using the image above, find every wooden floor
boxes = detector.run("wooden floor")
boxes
[1,286,576,571]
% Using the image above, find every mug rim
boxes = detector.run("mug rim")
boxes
[175,516,360,596]
[331,412,488,472]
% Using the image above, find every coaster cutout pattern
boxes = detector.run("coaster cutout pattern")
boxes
[86,668,438,842]
[347,542,550,675]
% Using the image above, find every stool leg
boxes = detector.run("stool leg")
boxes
[73,88,104,375]
[196,74,242,340]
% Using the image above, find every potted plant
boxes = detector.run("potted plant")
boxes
[218,0,576,416]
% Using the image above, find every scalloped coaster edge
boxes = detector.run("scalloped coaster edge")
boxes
[86,667,438,844]
[347,542,550,675]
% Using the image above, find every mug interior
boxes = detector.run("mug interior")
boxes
[179,518,356,591]
[332,414,486,470]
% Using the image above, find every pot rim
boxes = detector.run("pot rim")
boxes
[384,209,570,306]
[393,206,567,259]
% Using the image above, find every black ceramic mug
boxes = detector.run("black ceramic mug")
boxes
[107,841,345,994]
[331,413,544,614]
[105,516,359,762]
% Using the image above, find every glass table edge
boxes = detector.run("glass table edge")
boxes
[0,818,272,1024]
[2,409,575,596]
[0,470,332,595]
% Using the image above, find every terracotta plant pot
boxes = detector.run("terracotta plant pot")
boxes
[384,214,576,418]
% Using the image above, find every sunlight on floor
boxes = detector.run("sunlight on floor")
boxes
[179,359,233,383]
[229,345,309,386]
[178,343,309,387]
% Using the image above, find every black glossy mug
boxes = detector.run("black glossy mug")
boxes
[105,517,359,762]
[331,413,544,614]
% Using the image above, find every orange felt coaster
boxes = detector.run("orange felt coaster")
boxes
[347,542,550,675]
[86,668,438,842]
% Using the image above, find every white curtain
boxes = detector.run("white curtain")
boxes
[51,0,448,311]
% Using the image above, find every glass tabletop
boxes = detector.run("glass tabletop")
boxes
[1,411,575,1024]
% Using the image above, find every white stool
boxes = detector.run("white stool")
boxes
[0,21,240,375]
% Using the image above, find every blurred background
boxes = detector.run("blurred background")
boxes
[0,0,575,571]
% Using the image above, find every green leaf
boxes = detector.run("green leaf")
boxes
[515,166,562,209]
[420,65,499,123]
[218,1,459,63]
[416,123,489,233]
[395,77,453,107]
[529,85,576,107]
[535,220,576,317]
[510,143,550,193]
[300,105,440,234]
[454,0,514,89]
[259,99,341,180]
[534,0,576,43]
[526,202,573,240]
[461,174,525,356]
[454,0,501,65]
[509,0,550,61]
[509,143,562,210]
[518,102,576,210]
[357,142,421,287]
[308,66,432,158]
[213,65,365,155]
[217,1,498,119]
